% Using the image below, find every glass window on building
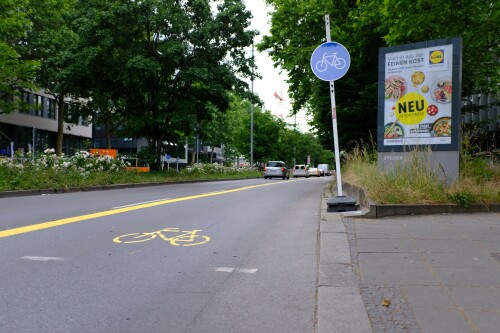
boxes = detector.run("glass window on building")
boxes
[81,116,90,126]
[48,98,56,119]
[63,102,72,122]
[33,94,43,116]
[20,91,30,113]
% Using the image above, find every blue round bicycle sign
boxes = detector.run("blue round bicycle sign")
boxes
[310,42,350,81]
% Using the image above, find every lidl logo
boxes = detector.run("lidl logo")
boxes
[429,50,444,64]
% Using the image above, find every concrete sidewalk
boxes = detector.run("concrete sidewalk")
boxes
[318,194,500,333]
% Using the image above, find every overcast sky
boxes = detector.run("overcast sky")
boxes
[244,0,310,132]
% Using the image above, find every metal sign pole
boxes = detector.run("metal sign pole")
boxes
[325,15,343,196]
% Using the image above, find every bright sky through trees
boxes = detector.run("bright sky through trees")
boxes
[244,0,310,132]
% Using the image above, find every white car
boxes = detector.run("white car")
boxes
[308,167,321,177]
[293,164,309,178]
[264,161,290,179]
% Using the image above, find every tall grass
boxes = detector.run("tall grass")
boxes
[340,142,500,205]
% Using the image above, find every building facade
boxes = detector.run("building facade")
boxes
[0,90,92,157]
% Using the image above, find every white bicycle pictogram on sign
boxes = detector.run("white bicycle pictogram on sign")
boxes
[315,52,347,73]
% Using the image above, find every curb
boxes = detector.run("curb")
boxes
[317,193,372,333]
[340,182,500,218]
[0,178,250,199]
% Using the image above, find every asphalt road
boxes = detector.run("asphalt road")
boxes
[0,177,331,333]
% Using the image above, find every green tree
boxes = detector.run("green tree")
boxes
[69,0,257,170]
[18,0,80,155]
[221,94,249,163]
[0,0,39,114]
[259,0,377,149]
[235,104,282,165]
[375,0,499,96]
[278,125,334,167]
[259,0,499,151]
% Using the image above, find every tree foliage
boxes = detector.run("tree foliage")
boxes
[68,0,257,169]
[0,0,39,114]
[226,94,331,167]
[18,0,80,154]
[259,0,499,150]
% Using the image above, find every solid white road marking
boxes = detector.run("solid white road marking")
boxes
[112,198,172,209]
[214,267,258,274]
[237,268,258,274]
[21,256,66,262]
[215,267,235,273]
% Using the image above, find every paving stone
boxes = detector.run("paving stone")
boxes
[354,224,406,239]
[359,286,421,333]
[320,218,346,233]
[358,253,437,285]
[411,308,474,333]
[317,286,372,333]
[357,238,417,253]
[467,310,500,333]
[320,232,351,264]
[413,239,481,253]
[432,267,500,287]
[423,252,499,268]
[319,263,357,287]
[402,286,454,309]
[448,286,500,310]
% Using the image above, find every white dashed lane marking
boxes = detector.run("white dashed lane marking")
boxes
[112,198,172,209]
[214,267,258,274]
[21,256,66,262]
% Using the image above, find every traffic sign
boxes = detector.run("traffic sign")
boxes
[310,42,350,81]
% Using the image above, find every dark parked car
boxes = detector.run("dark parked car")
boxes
[264,161,290,179]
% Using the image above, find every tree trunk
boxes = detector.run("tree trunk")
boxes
[56,96,65,156]
[210,146,215,163]
[190,147,196,166]
[153,144,162,171]
[105,117,111,149]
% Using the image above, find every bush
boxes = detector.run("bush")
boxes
[0,150,261,191]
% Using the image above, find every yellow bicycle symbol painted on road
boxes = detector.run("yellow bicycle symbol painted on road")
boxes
[113,228,210,246]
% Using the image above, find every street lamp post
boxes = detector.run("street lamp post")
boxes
[250,43,254,169]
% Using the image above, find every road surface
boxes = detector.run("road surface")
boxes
[0,177,331,333]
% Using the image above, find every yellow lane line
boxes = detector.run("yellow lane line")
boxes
[0,181,286,238]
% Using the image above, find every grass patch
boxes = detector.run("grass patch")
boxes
[339,144,500,205]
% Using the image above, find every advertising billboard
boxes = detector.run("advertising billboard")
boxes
[378,38,462,152]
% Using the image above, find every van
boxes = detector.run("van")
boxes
[317,164,331,176]
[293,164,310,178]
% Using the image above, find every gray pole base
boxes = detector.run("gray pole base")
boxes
[327,196,358,212]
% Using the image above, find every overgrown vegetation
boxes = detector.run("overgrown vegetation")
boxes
[340,142,500,206]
